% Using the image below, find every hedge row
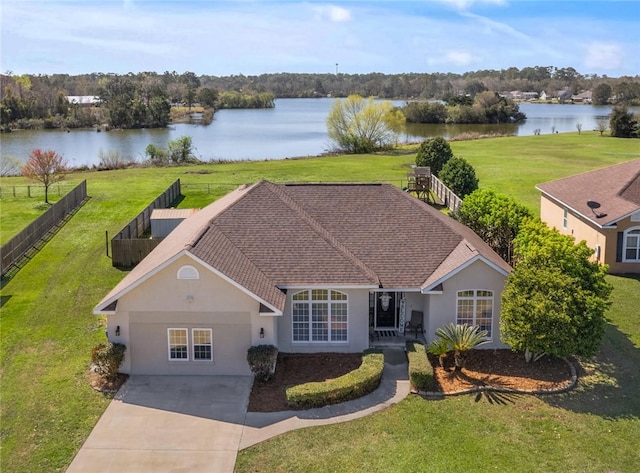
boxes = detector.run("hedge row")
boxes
[286,349,384,409]
[406,340,435,391]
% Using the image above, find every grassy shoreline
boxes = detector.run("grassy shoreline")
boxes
[1,131,639,472]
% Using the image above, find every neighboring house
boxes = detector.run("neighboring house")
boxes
[66,95,100,106]
[536,159,640,274]
[571,90,592,103]
[94,181,511,376]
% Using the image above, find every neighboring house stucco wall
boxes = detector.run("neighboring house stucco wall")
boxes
[106,256,260,375]
[610,218,640,274]
[425,260,508,349]
[540,194,608,263]
[276,288,370,353]
[540,195,640,273]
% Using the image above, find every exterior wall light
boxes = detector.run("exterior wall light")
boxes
[115,325,121,336]
[259,327,265,338]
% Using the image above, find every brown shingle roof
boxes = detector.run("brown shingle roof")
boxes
[536,159,640,227]
[95,181,510,313]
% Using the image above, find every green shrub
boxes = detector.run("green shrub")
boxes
[91,342,126,381]
[286,349,384,409]
[247,344,278,381]
[406,340,435,391]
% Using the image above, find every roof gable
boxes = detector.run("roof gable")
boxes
[536,159,640,227]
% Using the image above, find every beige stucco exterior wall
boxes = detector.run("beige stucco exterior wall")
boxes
[106,255,262,375]
[425,260,508,349]
[276,288,370,353]
[540,195,640,273]
[402,291,429,336]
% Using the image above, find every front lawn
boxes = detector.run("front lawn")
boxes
[1,132,638,472]
[235,274,640,473]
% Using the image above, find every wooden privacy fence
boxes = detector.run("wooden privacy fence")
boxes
[430,175,462,213]
[1,180,88,277]
[110,179,181,268]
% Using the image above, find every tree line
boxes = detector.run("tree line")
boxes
[1,66,638,130]
[0,71,275,131]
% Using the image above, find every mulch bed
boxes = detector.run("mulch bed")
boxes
[427,350,574,393]
[87,369,128,393]
[248,352,362,412]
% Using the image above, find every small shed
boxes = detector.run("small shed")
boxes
[150,208,199,238]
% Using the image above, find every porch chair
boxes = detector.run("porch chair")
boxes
[405,310,423,339]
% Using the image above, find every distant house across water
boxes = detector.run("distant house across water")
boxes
[66,96,100,106]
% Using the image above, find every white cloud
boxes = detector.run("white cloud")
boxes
[584,41,623,71]
[312,5,352,22]
[437,0,507,10]
[427,50,475,68]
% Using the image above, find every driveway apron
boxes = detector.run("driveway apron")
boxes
[67,375,252,473]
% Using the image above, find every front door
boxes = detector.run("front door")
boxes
[375,291,396,328]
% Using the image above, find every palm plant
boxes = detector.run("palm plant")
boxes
[427,338,450,368]
[434,323,489,370]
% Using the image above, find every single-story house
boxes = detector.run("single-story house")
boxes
[94,181,511,376]
[536,159,640,274]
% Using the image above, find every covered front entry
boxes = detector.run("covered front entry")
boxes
[370,291,406,330]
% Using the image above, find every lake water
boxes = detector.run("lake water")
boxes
[0,98,630,167]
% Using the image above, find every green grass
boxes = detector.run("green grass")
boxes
[236,274,640,473]
[1,132,638,472]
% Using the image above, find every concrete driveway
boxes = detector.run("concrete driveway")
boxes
[66,375,252,473]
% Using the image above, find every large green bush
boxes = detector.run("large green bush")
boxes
[247,344,278,381]
[91,342,126,381]
[439,156,479,198]
[405,340,435,390]
[286,349,384,409]
[415,137,453,175]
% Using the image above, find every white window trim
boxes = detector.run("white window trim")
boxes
[622,226,640,262]
[562,208,568,229]
[456,290,494,339]
[192,328,213,362]
[291,289,349,343]
[167,328,189,361]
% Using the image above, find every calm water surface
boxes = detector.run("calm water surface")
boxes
[0,99,631,167]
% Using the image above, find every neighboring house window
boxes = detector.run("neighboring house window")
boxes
[562,209,568,229]
[168,328,189,360]
[292,289,348,342]
[177,265,199,279]
[456,290,493,337]
[624,227,640,261]
[192,329,213,361]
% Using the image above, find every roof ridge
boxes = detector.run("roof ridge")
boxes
[185,182,258,249]
[190,224,285,310]
[617,168,640,200]
[264,181,381,286]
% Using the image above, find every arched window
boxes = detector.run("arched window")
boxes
[623,227,640,262]
[456,290,493,337]
[292,289,348,343]
[177,265,199,280]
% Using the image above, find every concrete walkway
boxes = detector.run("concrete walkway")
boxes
[240,347,410,449]
[67,348,410,473]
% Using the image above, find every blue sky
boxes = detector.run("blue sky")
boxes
[1,0,638,77]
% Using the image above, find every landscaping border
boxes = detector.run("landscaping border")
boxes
[414,357,578,398]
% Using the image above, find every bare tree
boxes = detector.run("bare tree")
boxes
[21,149,68,203]
[0,155,22,176]
[596,119,608,136]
